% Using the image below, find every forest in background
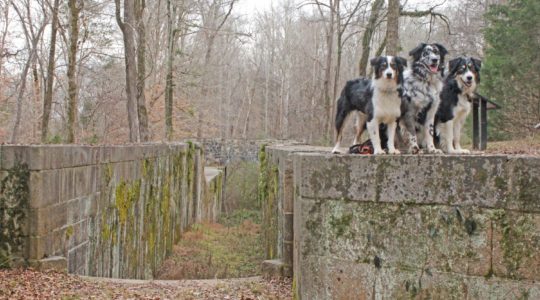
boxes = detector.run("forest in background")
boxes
[0,0,537,145]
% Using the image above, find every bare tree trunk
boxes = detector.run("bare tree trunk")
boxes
[264,53,271,138]
[284,74,290,139]
[10,51,32,143]
[322,0,337,142]
[116,0,140,142]
[242,85,255,139]
[66,0,82,143]
[164,0,175,141]
[135,0,149,142]
[196,37,214,138]
[31,63,40,141]
[9,1,47,143]
[386,0,400,56]
[331,0,341,141]
[196,0,236,138]
[358,0,384,76]
[0,4,10,78]
[42,0,60,142]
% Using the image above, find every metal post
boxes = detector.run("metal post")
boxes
[473,101,479,150]
[480,98,488,150]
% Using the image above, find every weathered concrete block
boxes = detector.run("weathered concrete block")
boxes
[283,213,293,242]
[296,256,540,300]
[1,145,100,170]
[491,210,540,281]
[25,228,66,259]
[294,153,540,212]
[296,197,492,277]
[257,147,540,298]
[282,167,294,213]
[28,170,61,208]
[27,203,68,235]
[68,242,88,274]
[67,196,96,225]
[28,166,98,209]
[504,157,540,212]
[65,219,89,250]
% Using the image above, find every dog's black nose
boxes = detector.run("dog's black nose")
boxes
[386,73,392,79]
[431,59,439,64]
[466,76,473,81]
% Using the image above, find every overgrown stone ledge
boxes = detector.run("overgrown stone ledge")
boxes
[0,143,224,279]
[259,144,540,299]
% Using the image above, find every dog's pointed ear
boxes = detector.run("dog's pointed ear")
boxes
[471,57,482,82]
[370,57,379,67]
[448,57,462,75]
[408,43,426,61]
[434,43,449,58]
[471,57,482,71]
[395,56,407,67]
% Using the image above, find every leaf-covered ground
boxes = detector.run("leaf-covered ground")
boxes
[0,209,289,299]
[484,135,540,155]
[0,268,292,299]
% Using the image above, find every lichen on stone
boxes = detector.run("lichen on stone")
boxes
[0,163,30,268]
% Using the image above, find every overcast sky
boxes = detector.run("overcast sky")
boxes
[234,0,451,16]
[235,0,274,16]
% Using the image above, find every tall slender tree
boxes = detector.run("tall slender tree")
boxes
[165,0,175,140]
[41,0,60,142]
[135,0,149,142]
[66,0,82,143]
[9,0,47,143]
[196,0,236,138]
[386,0,400,55]
[115,0,141,142]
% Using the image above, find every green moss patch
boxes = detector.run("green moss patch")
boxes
[258,144,279,260]
[0,163,30,268]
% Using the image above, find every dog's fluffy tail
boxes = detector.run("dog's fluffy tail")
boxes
[335,95,349,138]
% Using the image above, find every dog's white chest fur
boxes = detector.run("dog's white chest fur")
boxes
[373,88,401,123]
[454,94,471,120]
[454,81,474,120]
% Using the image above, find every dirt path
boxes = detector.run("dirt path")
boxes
[0,268,292,299]
[157,218,263,280]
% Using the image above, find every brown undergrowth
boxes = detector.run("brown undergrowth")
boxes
[156,209,264,280]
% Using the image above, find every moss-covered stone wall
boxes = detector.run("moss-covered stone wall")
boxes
[258,144,540,298]
[259,144,329,278]
[0,143,224,279]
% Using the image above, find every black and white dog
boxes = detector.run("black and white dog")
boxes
[401,43,448,154]
[332,56,407,154]
[436,56,482,154]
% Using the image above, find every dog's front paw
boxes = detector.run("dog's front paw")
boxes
[458,149,471,154]
[331,146,342,154]
[409,145,421,154]
[388,149,401,155]
[444,148,460,154]
[374,149,386,155]
[428,148,443,154]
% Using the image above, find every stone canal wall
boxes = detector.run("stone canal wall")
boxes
[260,145,540,299]
[0,143,223,279]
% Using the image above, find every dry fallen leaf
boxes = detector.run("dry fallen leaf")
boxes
[0,268,292,300]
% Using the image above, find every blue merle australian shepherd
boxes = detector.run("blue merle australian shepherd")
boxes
[436,56,482,154]
[401,43,448,154]
[332,56,407,154]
